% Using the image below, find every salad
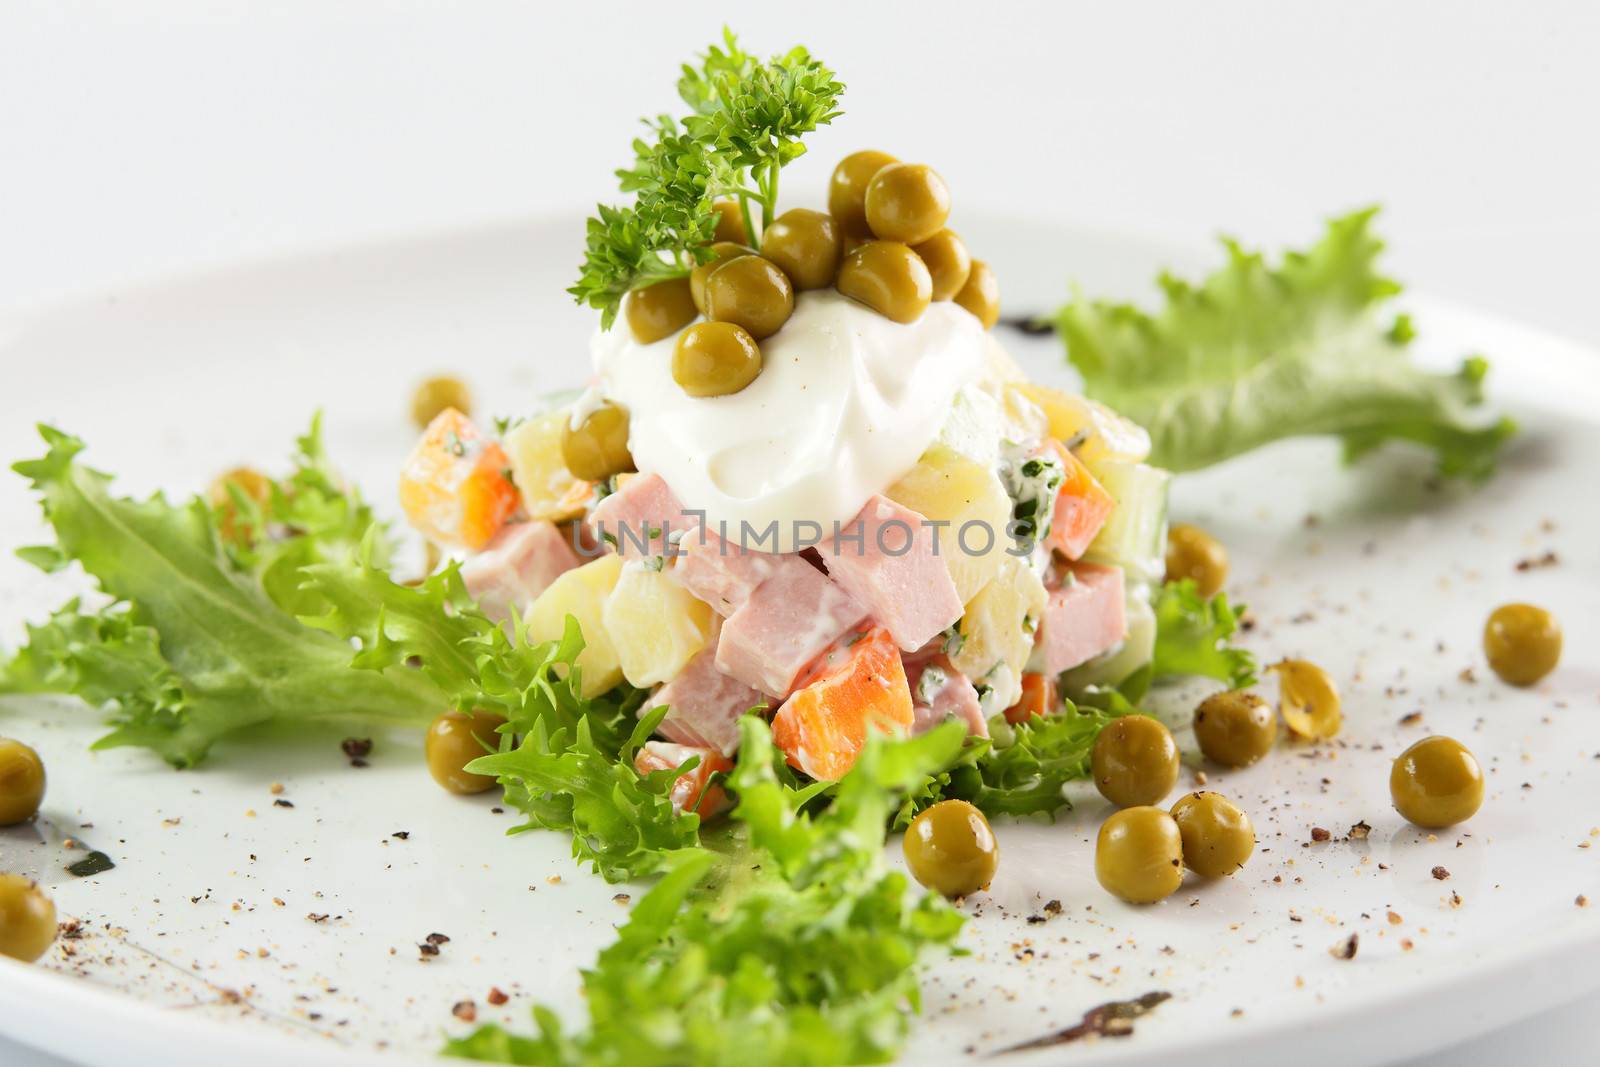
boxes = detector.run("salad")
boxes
[408,202,1165,799]
[0,28,1538,1067]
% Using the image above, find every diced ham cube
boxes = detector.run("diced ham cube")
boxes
[904,652,988,739]
[715,560,867,697]
[1037,562,1127,674]
[820,495,962,652]
[649,645,769,756]
[460,519,582,622]
[633,741,734,817]
[587,472,696,558]
[676,528,785,617]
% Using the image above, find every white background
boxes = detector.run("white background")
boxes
[2,1,1597,1063]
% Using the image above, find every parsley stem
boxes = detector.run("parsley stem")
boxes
[739,193,759,250]
[761,157,779,233]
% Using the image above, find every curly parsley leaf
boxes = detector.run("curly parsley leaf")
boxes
[4,425,445,766]
[571,29,843,327]
[1055,208,1515,478]
[677,30,844,229]
[569,202,705,331]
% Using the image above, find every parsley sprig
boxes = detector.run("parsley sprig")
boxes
[570,29,844,328]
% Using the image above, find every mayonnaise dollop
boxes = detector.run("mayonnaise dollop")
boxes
[592,290,988,552]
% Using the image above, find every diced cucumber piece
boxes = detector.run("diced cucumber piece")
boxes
[1084,461,1170,584]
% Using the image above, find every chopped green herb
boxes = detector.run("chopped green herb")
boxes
[66,850,116,877]
[914,664,950,706]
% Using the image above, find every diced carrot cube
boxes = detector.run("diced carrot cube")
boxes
[554,477,596,518]
[399,408,520,550]
[633,741,735,817]
[1044,439,1116,561]
[1003,671,1056,724]
[771,627,914,781]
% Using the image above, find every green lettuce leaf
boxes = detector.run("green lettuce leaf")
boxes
[226,413,393,616]
[298,551,640,746]
[895,698,1122,825]
[964,703,1118,817]
[297,551,697,884]
[4,426,446,766]
[466,696,704,883]
[1055,208,1515,477]
[445,719,968,1067]
[2,422,729,882]
[1149,579,1257,690]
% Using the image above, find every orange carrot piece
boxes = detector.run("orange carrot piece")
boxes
[1004,671,1057,724]
[399,408,519,550]
[554,477,596,518]
[772,627,914,781]
[633,742,735,816]
[1043,439,1115,561]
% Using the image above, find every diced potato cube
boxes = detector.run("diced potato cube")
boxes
[998,383,1049,447]
[602,561,714,687]
[1010,383,1151,469]
[951,554,1047,713]
[887,445,1013,605]
[503,412,593,523]
[524,554,624,698]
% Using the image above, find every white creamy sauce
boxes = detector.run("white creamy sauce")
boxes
[591,290,989,552]
[567,383,607,431]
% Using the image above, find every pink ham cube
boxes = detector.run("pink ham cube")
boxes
[1037,562,1127,674]
[460,519,581,622]
[586,472,696,558]
[715,559,867,697]
[649,645,769,756]
[676,528,784,617]
[820,495,962,652]
[904,652,988,739]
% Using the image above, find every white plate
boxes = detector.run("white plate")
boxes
[1,216,1597,1067]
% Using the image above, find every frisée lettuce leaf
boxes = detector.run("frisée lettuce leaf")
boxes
[3,422,715,882]
[446,719,968,1067]
[3,425,446,766]
[466,686,707,883]
[1055,208,1515,478]
[1147,579,1257,692]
